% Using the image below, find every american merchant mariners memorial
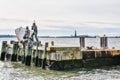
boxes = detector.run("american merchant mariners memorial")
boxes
[0,21,120,70]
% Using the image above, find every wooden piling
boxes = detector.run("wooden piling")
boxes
[6,40,14,61]
[100,36,108,49]
[80,37,85,48]
[11,42,19,62]
[79,37,85,59]
[22,42,26,64]
[25,42,32,66]
[35,55,38,66]
[51,41,54,46]
[41,42,48,69]
[35,41,41,66]
[38,50,43,67]
[0,41,7,61]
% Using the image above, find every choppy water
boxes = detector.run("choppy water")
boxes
[0,37,120,80]
[1,61,120,80]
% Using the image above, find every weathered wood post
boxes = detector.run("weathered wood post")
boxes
[35,41,41,66]
[42,42,48,69]
[38,50,43,67]
[100,35,108,49]
[17,45,22,61]
[1,41,7,61]
[51,41,54,46]
[79,37,85,67]
[6,41,14,61]
[31,50,35,65]
[11,42,19,62]
[80,37,85,49]
[22,42,26,64]
[79,37,85,59]
[25,42,32,66]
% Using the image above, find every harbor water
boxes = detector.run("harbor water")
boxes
[0,37,120,80]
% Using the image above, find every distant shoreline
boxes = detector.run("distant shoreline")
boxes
[0,35,16,38]
[0,35,120,38]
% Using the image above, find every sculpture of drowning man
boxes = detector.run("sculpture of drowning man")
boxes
[23,26,30,42]
[22,26,33,47]
[31,21,39,42]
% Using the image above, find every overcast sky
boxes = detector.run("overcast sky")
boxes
[0,0,120,36]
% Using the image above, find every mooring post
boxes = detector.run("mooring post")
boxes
[6,40,14,61]
[25,42,32,66]
[79,37,85,59]
[1,41,7,61]
[35,41,40,66]
[22,42,26,64]
[11,42,19,62]
[38,50,43,67]
[80,37,85,49]
[42,42,48,69]
[32,50,35,65]
[100,35,108,49]
[51,41,54,46]
[79,37,85,67]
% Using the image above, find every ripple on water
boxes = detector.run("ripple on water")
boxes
[1,61,120,80]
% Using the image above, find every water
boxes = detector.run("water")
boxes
[38,37,120,48]
[1,61,120,80]
[0,37,120,80]
[1,37,120,48]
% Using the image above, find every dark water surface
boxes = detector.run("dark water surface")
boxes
[1,61,120,80]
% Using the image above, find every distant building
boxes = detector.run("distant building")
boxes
[74,30,77,37]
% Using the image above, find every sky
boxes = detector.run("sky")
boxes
[0,0,120,36]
